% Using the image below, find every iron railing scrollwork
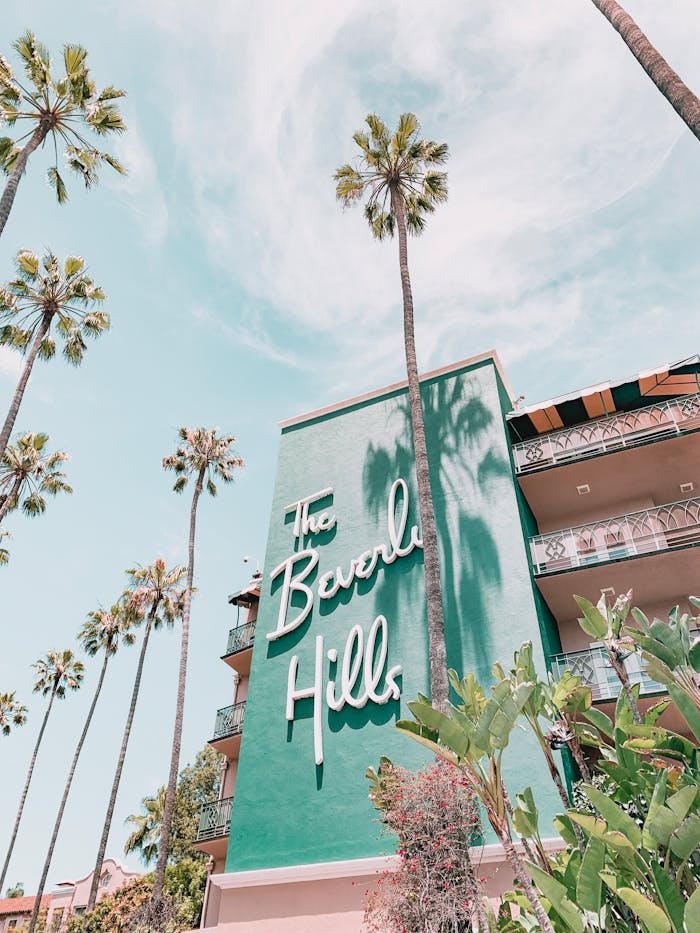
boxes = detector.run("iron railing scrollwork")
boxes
[213,701,246,741]
[513,393,700,473]
[530,498,700,575]
[196,796,234,842]
[225,619,256,656]
[550,631,699,702]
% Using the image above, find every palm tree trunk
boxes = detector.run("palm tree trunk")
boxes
[605,640,642,724]
[497,826,555,933]
[0,314,52,462]
[84,606,158,920]
[153,467,205,898]
[539,742,586,852]
[590,0,700,141]
[0,688,56,893]
[0,476,23,524]
[390,186,449,712]
[0,124,48,239]
[28,650,111,933]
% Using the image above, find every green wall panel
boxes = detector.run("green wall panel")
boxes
[227,357,561,872]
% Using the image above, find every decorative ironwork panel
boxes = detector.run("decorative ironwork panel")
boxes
[550,632,698,702]
[513,392,700,473]
[213,701,246,741]
[196,796,234,842]
[225,619,257,656]
[530,497,700,575]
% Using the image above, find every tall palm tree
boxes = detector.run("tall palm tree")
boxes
[0,692,27,736]
[590,1,700,141]
[0,250,108,461]
[84,559,186,918]
[124,787,166,867]
[28,606,135,933]
[152,429,244,899]
[0,32,126,237]
[0,432,71,524]
[0,650,83,893]
[335,113,450,709]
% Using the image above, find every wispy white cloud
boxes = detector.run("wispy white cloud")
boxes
[192,305,304,370]
[128,0,700,389]
[0,347,21,381]
[110,120,168,246]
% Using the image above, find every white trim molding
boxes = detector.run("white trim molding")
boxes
[210,838,563,890]
[278,350,513,429]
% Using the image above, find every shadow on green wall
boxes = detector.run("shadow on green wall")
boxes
[363,375,511,685]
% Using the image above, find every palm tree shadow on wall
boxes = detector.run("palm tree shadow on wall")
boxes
[363,376,511,682]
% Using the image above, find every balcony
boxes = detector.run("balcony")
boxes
[513,394,700,474]
[222,620,256,674]
[196,796,234,843]
[530,498,700,576]
[209,700,246,758]
[550,631,699,703]
[550,645,662,702]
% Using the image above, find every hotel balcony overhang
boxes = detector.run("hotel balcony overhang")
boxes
[529,502,700,621]
[209,701,246,758]
[194,796,234,860]
[222,619,256,675]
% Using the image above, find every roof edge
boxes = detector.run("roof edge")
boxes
[279,350,513,430]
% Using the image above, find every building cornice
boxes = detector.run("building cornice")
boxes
[278,349,513,430]
[210,839,562,890]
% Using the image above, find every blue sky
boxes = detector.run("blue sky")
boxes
[1,0,700,893]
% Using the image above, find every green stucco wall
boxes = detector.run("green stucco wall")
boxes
[227,357,560,872]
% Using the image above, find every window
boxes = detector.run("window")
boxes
[101,872,112,888]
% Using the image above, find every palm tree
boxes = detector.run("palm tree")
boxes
[0,432,71,524]
[0,250,108,461]
[84,559,186,918]
[590,2,700,141]
[0,32,126,237]
[152,429,244,899]
[124,787,167,867]
[28,606,135,933]
[0,692,27,736]
[0,650,83,894]
[335,114,450,709]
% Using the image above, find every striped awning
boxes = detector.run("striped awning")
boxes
[506,356,700,442]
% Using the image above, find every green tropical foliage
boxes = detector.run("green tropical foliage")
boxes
[125,787,166,867]
[0,250,109,461]
[397,599,700,933]
[125,748,221,867]
[0,32,126,235]
[0,432,71,525]
[0,692,27,736]
[5,881,23,897]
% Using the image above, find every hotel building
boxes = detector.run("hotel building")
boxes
[193,350,700,932]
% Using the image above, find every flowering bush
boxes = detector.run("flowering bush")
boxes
[364,758,482,933]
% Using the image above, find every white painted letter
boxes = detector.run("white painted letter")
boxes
[267,548,319,641]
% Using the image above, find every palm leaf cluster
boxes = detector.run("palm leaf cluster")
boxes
[334,112,448,239]
[32,650,84,698]
[0,250,108,365]
[163,427,244,496]
[0,432,71,521]
[0,32,125,202]
[0,692,27,736]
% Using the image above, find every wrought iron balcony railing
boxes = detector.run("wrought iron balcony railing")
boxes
[225,619,256,656]
[212,701,246,742]
[550,632,699,703]
[530,498,700,576]
[195,796,233,842]
[513,393,700,473]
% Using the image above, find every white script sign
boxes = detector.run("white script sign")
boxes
[267,479,422,764]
